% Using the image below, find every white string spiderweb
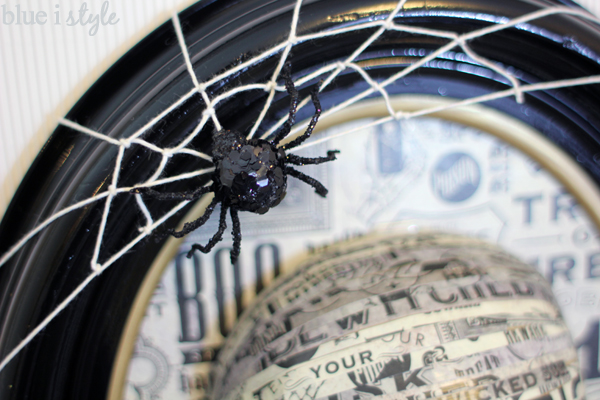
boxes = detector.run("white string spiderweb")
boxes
[1,0,600,374]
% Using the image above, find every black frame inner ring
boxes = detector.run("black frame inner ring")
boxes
[1,0,600,399]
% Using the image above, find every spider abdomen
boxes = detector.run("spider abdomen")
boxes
[217,139,287,214]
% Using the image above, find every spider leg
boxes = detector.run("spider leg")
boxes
[131,185,212,201]
[281,84,322,151]
[286,150,340,166]
[165,195,220,239]
[186,202,229,257]
[272,63,298,147]
[285,166,329,197]
[229,208,242,264]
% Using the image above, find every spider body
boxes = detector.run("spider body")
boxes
[214,133,287,214]
[132,64,338,263]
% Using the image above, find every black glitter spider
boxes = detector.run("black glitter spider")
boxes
[132,64,339,264]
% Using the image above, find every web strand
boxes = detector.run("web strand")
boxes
[292,74,600,151]
[1,0,600,374]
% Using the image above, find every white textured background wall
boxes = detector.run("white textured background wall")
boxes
[0,0,599,217]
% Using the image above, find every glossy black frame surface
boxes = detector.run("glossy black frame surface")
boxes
[0,0,599,398]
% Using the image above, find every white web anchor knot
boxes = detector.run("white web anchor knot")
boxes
[1,0,600,379]
[119,138,132,148]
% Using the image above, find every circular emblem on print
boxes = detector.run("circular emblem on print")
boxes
[126,337,170,399]
[432,152,481,202]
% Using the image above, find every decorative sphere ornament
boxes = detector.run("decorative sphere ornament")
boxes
[211,233,584,400]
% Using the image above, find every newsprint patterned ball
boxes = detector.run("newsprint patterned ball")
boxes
[210,233,585,399]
